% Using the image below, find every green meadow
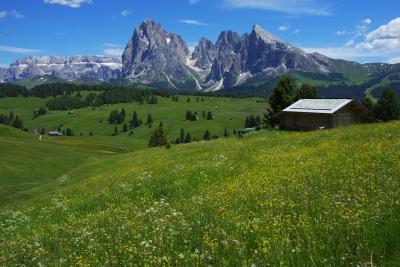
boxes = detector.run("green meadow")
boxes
[0,95,266,148]
[0,119,399,265]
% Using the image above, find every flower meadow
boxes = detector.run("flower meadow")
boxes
[1,122,400,266]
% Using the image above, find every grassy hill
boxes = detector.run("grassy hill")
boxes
[0,125,141,204]
[0,122,399,265]
[0,95,266,149]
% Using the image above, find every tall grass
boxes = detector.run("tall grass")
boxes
[0,122,399,266]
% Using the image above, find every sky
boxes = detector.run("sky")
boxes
[0,0,399,67]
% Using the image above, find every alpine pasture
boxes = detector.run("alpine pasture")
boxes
[0,119,399,265]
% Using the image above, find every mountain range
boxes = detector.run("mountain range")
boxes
[1,19,400,98]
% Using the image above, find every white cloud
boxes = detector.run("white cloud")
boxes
[179,19,207,26]
[43,0,92,8]
[302,47,382,60]
[303,18,400,62]
[345,40,354,47]
[0,46,42,54]
[355,18,372,37]
[336,19,372,38]
[103,43,121,48]
[278,25,289,31]
[189,0,201,3]
[222,0,332,16]
[121,10,131,17]
[103,48,124,57]
[362,18,372,26]
[293,29,300,34]
[388,56,400,64]
[365,17,400,41]
[356,17,400,53]
[10,10,24,19]
[0,10,24,19]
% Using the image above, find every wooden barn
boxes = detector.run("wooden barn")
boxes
[279,99,373,131]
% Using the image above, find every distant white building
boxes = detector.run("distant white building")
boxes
[48,131,63,136]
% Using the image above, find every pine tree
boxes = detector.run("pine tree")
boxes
[207,111,213,120]
[374,88,400,121]
[269,75,297,114]
[224,128,229,137]
[12,115,24,130]
[255,115,262,129]
[8,111,14,125]
[131,111,140,128]
[180,128,185,143]
[146,114,153,125]
[114,126,118,136]
[148,123,168,147]
[184,133,192,143]
[187,97,191,103]
[203,130,211,140]
[123,123,128,132]
[148,95,158,104]
[297,83,318,99]
[362,95,375,116]
[66,128,74,136]
[202,110,206,119]
[185,110,191,120]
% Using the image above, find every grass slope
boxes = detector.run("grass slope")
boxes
[0,122,399,265]
[0,96,266,149]
[0,125,139,204]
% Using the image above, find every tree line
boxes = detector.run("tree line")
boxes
[149,124,230,149]
[185,110,214,121]
[362,89,400,122]
[0,111,25,131]
[0,82,257,100]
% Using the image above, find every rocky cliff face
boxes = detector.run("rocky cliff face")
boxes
[0,68,10,83]
[3,19,398,94]
[3,56,121,82]
[199,25,330,89]
[122,19,191,88]
[191,37,217,71]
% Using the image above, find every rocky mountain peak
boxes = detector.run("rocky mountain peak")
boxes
[122,19,191,87]
[191,37,217,70]
[251,24,282,43]
[216,30,242,49]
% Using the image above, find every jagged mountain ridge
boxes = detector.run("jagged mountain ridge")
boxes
[1,19,400,97]
[119,20,362,91]
[1,56,121,83]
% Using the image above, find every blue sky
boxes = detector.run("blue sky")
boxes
[0,0,399,67]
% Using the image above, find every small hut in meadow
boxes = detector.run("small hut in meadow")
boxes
[279,99,373,131]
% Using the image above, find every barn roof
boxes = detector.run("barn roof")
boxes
[282,99,354,114]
